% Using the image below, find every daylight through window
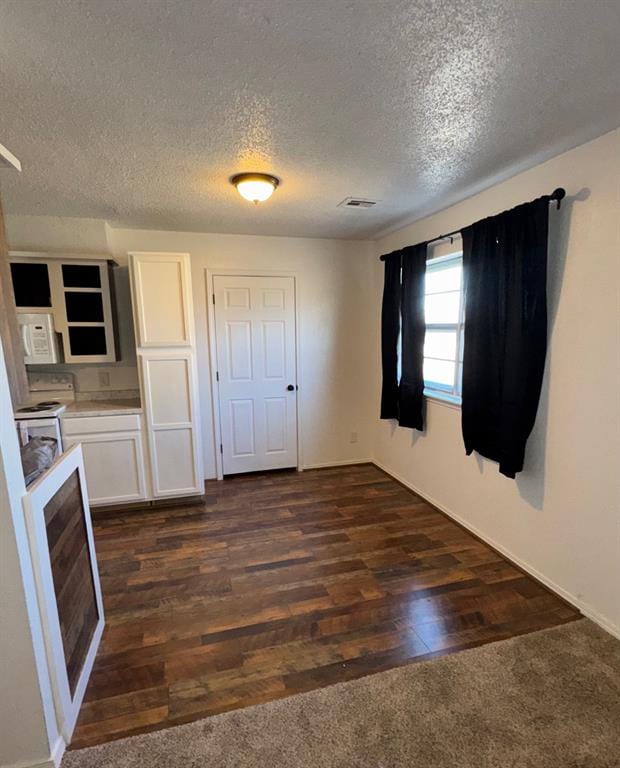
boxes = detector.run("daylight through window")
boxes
[423,252,464,404]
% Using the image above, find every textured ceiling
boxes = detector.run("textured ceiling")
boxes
[0,0,619,240]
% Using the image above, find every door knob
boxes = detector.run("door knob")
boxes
[287,384,295,391]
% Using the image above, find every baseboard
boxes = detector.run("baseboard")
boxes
[372,459,620,642]
[302,458,373,470]
[92,494,206,516]
[3,736,66,768]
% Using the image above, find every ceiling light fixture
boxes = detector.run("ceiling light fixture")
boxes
[231,172,279,204]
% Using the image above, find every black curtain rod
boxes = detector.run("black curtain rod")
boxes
[380,187,566,260]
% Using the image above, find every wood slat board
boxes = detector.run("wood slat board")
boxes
[44,470,100,695]
[71,464,579,748]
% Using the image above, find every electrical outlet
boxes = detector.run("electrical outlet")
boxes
[98,370,111,388]
[349,431,358,444]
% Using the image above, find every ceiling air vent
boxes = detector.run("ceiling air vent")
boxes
[338,197,379,209]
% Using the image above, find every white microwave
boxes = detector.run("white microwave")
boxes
[17,313,60,364]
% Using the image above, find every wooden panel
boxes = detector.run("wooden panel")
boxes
[140,349,200,498]
[24,444,105,742]
[0,193,28,405]
[44,470,99,695]
[71,464,580,748]
[146,358,191,425]
[131,254,191,347]
[152,428,197,493]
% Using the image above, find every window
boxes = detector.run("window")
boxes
[423,251,464,404]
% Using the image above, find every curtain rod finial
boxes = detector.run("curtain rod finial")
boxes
[551,188,566,209]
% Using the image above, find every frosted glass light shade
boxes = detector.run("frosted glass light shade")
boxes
[231,173,279,203]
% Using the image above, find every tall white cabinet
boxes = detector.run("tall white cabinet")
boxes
[129,252,202,498]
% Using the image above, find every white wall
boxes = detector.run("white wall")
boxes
[105,228,376,478]
[6,215,109,253]
[0,340,60,768]
[373,128,620,638]
[5,217,377,479]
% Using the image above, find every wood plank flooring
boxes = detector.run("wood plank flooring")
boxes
[71,464,580,748]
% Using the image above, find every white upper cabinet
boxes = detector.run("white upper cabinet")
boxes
[9,253,118,363]
[130,252,193,347]
[58,261,117,363]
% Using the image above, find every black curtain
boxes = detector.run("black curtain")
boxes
[461,196,549,478]
[399,242,427,430]
[380,250,401,419]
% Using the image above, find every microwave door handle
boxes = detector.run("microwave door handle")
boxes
[21,324,31,358]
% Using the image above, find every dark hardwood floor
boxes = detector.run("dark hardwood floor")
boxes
[72,464,580,748]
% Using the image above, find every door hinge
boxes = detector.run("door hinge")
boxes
[212,293,215,304]
[220,443,223,454]
[216,371,219,381]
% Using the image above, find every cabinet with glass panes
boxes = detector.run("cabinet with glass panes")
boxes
[9,253,118,363]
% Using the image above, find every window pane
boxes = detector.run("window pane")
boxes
[65,292,104,322]
[424,358,455,388]
[424,330,457,361]
[68,327,107,356]
[425,262,461,294]
[11,263,52,307]
[62,264,101,288]
[425,291,460,324]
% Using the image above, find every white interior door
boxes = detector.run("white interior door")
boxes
[213,275,298,475]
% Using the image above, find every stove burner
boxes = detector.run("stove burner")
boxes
[36,401,61,407]
[17,404,57,413]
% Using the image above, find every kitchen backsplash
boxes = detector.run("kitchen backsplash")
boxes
[27,365,140,401]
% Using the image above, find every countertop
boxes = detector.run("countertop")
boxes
[61,399,143,418]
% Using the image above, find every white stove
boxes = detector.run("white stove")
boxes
[15,373,73,450]
[14,402,66,450]
[14,402,67,420]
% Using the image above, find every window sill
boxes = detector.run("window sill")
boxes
[424,389,462,410]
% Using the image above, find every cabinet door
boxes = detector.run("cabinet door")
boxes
[130,252,193,347]
[63,431,147,506]
[10,261,52,308]
[59,261,117,364]
[139,350,201,497]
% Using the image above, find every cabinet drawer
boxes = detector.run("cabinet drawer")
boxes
[62,413,141,435]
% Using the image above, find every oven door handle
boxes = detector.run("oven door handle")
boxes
[18,421,29,446]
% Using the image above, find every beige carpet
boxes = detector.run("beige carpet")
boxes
[64,619,620,768]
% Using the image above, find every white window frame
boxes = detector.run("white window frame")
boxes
[423,250,464,406]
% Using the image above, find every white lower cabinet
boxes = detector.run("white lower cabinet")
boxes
[61,414,148,506]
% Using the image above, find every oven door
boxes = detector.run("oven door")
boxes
[16,417,63,452]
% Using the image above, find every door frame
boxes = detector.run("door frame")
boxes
[205,268,303,480]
